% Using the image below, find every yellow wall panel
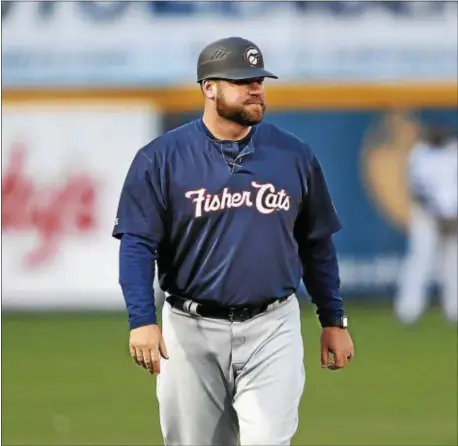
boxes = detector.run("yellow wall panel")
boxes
[3,83,457,112]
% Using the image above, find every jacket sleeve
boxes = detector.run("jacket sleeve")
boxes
[294,150,345,326]
[112,148,166,329]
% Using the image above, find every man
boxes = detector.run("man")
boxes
[395,125,458,324]
[112,37,354,446]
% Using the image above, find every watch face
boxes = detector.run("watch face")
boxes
[341,317,348,328]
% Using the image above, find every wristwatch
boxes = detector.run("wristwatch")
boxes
[324,316,348,329]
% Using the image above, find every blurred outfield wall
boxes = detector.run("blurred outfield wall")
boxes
[3,85,457,310]
[2,1,457,310]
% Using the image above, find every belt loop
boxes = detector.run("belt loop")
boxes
[183,299,200,316]
[182,300,192,313]
[267,296,288,312]
[189,301,200,316]
[266,300,276,312]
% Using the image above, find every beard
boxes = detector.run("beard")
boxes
[215,91,266,127]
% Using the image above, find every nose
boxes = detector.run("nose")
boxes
[248,79,264,94]
[251,78,263,86]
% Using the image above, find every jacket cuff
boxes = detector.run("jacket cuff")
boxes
[318,308,344,328]
[129,314,157,330]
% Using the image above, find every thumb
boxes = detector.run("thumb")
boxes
[159,336,169,360]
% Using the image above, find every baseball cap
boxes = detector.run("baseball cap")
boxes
[197,36,278,82]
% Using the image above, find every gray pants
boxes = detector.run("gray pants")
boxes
[156,295,305,446]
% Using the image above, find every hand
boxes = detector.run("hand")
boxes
[320,327,354,371]
[129,324,168,375]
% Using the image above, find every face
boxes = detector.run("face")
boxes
[205,78,267,126]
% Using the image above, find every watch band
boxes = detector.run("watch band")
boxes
[323,316,348,328]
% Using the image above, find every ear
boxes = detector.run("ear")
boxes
[202,80,217,100]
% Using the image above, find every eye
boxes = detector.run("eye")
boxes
[231,79,250,86]
[231,78,264,86]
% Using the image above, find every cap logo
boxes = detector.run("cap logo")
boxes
[211,48,230,61]
[244,47,260,66]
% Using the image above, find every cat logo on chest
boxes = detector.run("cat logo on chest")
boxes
[185,181,291,218]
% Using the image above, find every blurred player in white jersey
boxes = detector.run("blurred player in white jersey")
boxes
[395,125,458,324]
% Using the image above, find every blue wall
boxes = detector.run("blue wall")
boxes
[163,107,458,295]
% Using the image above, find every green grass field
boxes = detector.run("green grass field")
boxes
[2,303,457,445]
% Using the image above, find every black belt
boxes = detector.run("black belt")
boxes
[166,295,289,322]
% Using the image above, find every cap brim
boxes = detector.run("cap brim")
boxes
[198,68,278,82]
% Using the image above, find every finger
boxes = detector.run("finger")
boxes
[321,346,329,369]
[142,348,154,374]
[129,345,139,364]
[130,346,143,366]
[159,336,169,360]
[328,352,353,370]
[333,352,348,369]
[345,346,354,362]
[136,349,147,369]
[151,349,161,375]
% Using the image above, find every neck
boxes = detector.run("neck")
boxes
[202,109,252,141]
